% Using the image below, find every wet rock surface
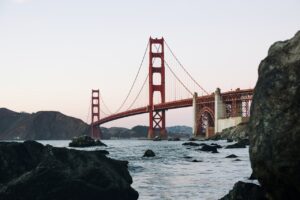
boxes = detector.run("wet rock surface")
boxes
[225,154,238,158]
[219,181,267,200]
[168,137,180,141]
[225,139,249,149]
[182,142,200,146]
[249,31,300,199]
[69,135,107,147]
[0,141,138,200]
[153,136,161,141]
[143,149,155,157]
[209,122,248,141]
[210,143,222,148]
[197,144,219,153]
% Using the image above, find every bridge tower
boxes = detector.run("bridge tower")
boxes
[148,37,167,139]
[91,89,101,139]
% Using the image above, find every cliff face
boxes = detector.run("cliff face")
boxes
[249,31,300,199]
[0,108,88,140]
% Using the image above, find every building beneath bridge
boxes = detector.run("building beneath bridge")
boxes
[193,88,252,138]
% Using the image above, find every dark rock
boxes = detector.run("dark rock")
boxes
[143,149,155,157]
[188,137,197,141]
[225,139,249,149]
[69,135,107,148]
[220,181,267,200]
[209,122,248,141]
[183,156,193,159]
[182,142,200,146]
[210,143,222,148]
[225,141,246,149]
[168,137,180,141]
[227,138,233,143]
[153,136,161,141]
[238,138,250,146]
[0,141,138,200]
[234,159,241,162]
[198,144,219,153]
[192,159,202,162]
[226,154,238,158]
[249,31,300,199]
[249,172,257,180]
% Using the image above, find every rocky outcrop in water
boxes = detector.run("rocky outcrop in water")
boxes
[197,144,219,153]
[219,181,266,200]
[209,122,248,141]
[143,149,155,157]
[69,135,107,147]
[0,141,138,200]
[182,142,201,146]
[248,31,300,199]
[225,154,238,158]
[225,139,249,149]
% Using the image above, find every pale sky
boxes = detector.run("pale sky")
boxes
[0,0,299,128]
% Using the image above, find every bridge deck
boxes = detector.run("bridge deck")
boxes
[93,89,253,126]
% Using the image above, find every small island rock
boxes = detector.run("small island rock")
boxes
[69,135,107,147]
[143,149,156,157]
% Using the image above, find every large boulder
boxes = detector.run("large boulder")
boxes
[249,31,300,199]
[0,141,138,200]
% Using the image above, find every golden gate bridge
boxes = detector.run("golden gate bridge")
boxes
[88,37,253,139]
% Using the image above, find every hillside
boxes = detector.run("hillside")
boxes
[0,108,88,140]
[0,108,192,140]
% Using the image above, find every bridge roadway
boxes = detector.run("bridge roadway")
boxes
[93,88,253,126]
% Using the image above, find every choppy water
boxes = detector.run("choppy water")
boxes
[39,140,255,200]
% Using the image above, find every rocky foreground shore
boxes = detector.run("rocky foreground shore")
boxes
[221,31,300,199]
[0,141,138,200]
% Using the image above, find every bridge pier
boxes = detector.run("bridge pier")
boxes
[148,37,168,139]
[192,92,199,137]
[91,89,101,139]
[214,88,226,133]
[214,88,250,134]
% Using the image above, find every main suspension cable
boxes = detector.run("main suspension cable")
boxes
[99,91,113,115]
[164,60,193,96]
[86,98,91,124]
[164,40,209,95]
[124,43,161,111]
[114,41,150,113]
[127,74,149,110]
[153,45,193,96]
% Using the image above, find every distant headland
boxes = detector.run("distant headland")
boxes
[0,108,192,140]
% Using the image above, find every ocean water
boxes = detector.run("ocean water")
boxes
[39,140,255,200]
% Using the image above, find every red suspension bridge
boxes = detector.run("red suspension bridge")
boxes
[89,37,253,139]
